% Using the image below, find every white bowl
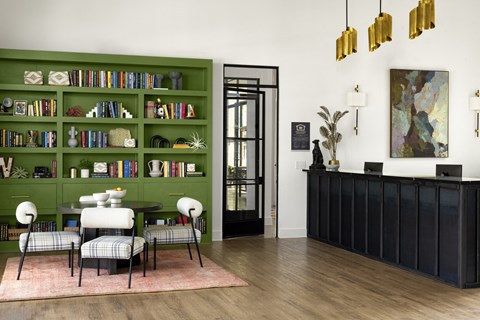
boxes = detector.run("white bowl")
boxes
[93,193,110,206]
[106,189,127,204]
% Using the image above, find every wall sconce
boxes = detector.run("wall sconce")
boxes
[469,90,480,137]
[347,85,367,135]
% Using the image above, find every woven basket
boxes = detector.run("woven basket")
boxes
[8,228,28,241]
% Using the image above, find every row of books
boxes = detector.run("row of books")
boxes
[145,101,192,119]
[27,99,57,117]
[162,160,188,177]
[69,70,164,89]
[105,160,138,178]
[145,217,206,234]
[93,101,126,118]
[79,130,109,148]
[0,224,7,241]
[40,131,57,148]
[25,221,57,232]
[0,130,56,148]
[0,130,23,147]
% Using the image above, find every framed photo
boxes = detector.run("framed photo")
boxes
[390,69,449,158]
[13,100,27,116]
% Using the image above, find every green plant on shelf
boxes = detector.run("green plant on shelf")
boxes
[79,159,94,171]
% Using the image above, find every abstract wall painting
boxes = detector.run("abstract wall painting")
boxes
[390,69,449,158]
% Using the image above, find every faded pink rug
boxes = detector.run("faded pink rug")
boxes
[0,250,247,301]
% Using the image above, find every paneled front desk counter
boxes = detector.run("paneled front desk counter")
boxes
[305,169,480,288]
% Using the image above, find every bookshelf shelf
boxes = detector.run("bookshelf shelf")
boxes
[0,48,212,251]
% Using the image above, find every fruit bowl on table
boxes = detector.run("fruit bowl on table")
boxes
[106,189,127,204]
[92,193,110,206]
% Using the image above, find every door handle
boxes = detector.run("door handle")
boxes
[11,195,31,198]
[168,193,185,196]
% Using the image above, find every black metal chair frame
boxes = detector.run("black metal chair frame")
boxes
[78,217,146,289]
[17,213,75,280]
[146,207,203,270]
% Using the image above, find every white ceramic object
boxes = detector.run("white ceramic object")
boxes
[93,193,110,206]
[80,169,89,178]
[148,160,164,177]
[106,189,127,204]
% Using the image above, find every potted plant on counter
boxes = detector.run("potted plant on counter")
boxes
[317,106,349,170]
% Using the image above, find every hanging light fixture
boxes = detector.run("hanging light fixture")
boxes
[368,0,392,52]
[336,0,357,61]
[409,0,435,39]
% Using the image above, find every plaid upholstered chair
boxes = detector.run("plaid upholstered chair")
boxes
[143,197,203,270]
[78,207,146,289]
[16,201,81,280]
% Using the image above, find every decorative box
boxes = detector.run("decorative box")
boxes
[24,71,43,85]
[124,138,136,148]
[48,71,70,86]
[94,162,108,173]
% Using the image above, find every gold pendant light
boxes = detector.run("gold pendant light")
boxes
[336,0,357,61]
[409,0,435,39]
[368,0,392,52]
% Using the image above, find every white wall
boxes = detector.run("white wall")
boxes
[3,0,479,240]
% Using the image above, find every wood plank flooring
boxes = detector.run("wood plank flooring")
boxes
[1,238,480,319]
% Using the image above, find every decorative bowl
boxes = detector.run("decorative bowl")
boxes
[106,189,127,204]
[93,193,110,206]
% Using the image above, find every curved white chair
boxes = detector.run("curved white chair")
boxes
[16,201,81,280]
[143,197,203,269]
[78,207,146,289]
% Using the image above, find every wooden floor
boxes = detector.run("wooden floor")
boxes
[1,237,480,319]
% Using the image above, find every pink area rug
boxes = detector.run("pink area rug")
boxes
[0,250,247,301]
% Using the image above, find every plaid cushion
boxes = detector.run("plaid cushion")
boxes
[81,236,145,260]
[19,231,81,253]
[143,226,201,244]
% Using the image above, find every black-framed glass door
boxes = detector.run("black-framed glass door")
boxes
[223,81,265,238]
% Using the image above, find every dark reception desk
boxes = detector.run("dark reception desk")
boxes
[305,169,480,288]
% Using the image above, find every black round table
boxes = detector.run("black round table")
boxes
[57,200,162,214]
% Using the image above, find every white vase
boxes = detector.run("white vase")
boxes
[67,126,78,148]
[80,169,89,178]
[148,160,164,177]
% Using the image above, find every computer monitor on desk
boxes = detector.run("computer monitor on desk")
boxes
[435,164,462,177]
[364,162,383,173]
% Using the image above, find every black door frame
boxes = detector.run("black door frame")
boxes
[222,64,279,238]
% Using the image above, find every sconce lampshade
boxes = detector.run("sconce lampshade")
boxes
[470,90,480,137]
[347,91,367,108]
[347,85,367,135]
[469,96,480,111]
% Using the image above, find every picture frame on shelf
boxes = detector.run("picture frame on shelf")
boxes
[13,100,27,116]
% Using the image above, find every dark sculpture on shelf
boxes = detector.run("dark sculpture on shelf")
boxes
[310,139,325,170]
[149,135,171,148]
[168,71,183,90]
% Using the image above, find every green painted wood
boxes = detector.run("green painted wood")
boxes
[0,48,212,250]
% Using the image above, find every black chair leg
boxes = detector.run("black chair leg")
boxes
[78,258,84,287]
[194,240,203,267]
[145,243,148,262]
[97,259,100,276]
[153,238,157,270]
[70,242,74,277]
[17,250,27,280]
[128,256,133,289]
[143,243,147,277]
[186,243,193,260]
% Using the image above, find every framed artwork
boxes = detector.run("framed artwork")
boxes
[13,100,27,116]
[390,69,449,158]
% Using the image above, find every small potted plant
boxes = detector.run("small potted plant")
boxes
[79,159,93,178]
[317,106,349,170]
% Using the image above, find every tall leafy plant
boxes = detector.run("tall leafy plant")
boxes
[317,106,349,161]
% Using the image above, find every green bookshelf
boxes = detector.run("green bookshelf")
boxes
[0,48,212,251]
